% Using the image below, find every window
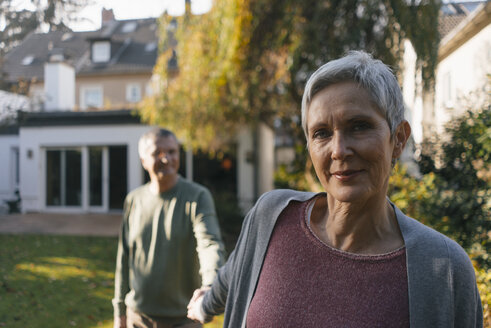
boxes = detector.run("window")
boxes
[126,83,141,103]
[122,22,137,33]
[145,81,154,96]
[145,42,157,52]
[92,41,111,63]
[46,149,82,206]
[44,146,128,210]
[80,86,103,109]
[89,147,103,206]
[22,55,34,66]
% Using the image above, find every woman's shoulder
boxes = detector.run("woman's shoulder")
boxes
[243,189,321,233]
[395,205,474,271]
[256,189,320,207]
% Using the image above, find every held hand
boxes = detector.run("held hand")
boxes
[113,315,127,328]
[187,286,211,323]
[189,286,210,304]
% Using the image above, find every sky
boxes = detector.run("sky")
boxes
[9,0,480,32]
[11,0,213,31]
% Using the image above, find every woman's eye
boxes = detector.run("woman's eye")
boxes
[312,129,331,139]
[352,122,370,131]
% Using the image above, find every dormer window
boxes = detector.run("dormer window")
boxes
[22,55,34,66]
[145,42,157,52]
[92,41,111,63]
[122,22,137,33]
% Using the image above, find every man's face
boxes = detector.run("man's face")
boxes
[141,135,180,183]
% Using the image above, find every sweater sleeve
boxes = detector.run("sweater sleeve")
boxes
[112,197,131,318]
[201,200,257,316]
[192,188,226,287]
[446,239,484,327]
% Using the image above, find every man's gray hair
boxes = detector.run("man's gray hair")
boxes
[301,50,405,141]
[138,128,177,158]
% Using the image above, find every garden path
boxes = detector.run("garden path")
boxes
[0,212,121,236]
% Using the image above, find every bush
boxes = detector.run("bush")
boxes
[418,108,490,266]
[389,162,490,325]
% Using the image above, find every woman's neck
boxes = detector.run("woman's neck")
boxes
[310,195,404,254]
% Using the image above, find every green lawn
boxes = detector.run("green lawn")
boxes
[0,235,223,328]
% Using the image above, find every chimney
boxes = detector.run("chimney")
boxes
[43,60,75,111]
[101,8,115,26]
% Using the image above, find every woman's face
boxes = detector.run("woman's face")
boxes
[307,81,405,204]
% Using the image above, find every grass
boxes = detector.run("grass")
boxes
[0,234,223,328]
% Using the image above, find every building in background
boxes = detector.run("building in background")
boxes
[0,90,31,210]
[403,1,490,146]
[0,10,159,213]
[2,9,158,111]
[0,8,273,214]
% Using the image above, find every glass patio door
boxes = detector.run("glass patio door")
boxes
[46,146,127,211]
[88,147,104,208]
[46,149,82,206]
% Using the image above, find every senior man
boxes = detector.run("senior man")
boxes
[113,128,225,328]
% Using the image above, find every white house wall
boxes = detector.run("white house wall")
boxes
[0,134,20,204]
[258,122,274,195]
[237,127,255,213]
[402,39,425,145]
[19,124,150,212]
[434,24,491,134]
[236,123,274,214]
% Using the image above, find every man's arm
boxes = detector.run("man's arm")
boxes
[192,189,226,286]
[112,199,131,327]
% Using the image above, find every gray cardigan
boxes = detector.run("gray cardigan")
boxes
[202,189,483,327]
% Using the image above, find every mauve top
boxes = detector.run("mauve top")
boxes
[246,198,409,328]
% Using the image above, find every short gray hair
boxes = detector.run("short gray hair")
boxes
[301,50,405,141]
[138,128,177,158]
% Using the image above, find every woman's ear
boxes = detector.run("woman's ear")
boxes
[392,120,411,159]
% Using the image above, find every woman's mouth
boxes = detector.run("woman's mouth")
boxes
[331,170,362,182]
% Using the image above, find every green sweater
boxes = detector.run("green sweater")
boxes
[112,177,225,320]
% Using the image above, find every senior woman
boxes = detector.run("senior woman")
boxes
[187,51,483,327]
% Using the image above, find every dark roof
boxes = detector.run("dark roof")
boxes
[18,109,142,127]
[2,18,159,83]
[439,1,487,38]
[0,123,19,135]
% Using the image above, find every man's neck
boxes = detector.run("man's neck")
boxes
[149,175,179,194]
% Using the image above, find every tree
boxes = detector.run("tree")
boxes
[140,0,440,152]
[0,0,89,55]
[141,0,298,150]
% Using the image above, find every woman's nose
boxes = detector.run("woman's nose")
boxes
[331,133,352,160]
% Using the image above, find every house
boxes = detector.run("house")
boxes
[402,1,491,145]
[0,90,30,211]
[0,8,274,214]
[2,9,158,111]
[0,10,160,213]
[433,1,490,134]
